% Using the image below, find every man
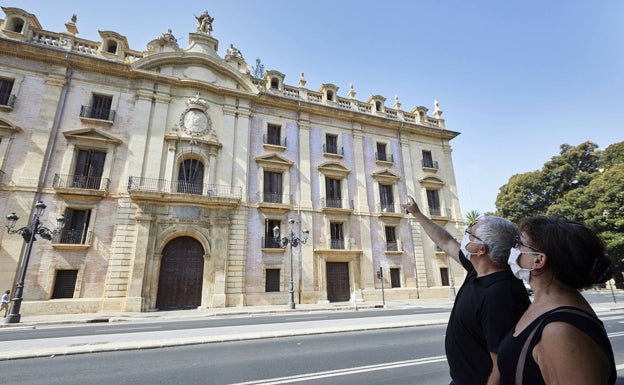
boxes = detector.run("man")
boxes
[1,290,10,317]
[403,196,530,385]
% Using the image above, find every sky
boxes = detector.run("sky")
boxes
[9,1,624,214]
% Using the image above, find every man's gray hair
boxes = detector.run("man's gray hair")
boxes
[474,216,519,265]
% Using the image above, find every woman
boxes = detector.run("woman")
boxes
[498,216,616,385]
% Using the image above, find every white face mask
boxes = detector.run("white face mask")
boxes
[460,233,474,261]
[508,247,533,282]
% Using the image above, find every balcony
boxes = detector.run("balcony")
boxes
[79,105,115,123]
[377,203,405,217]
[375,152,394,164]
[330,238,345,250]
[53,174,110,199]
[422,159,439,171]
[321,198,353,212]
[429,207,452,218]
[323,144,344,157]
[52,229,92,250]
[262,135,287,148]
[0,93,16,110]
[127,177,242,208]
[386,241,400,252]
[257,191,293,212]
[262,236,283,249]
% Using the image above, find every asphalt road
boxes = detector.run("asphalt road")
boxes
[1,314,624,385]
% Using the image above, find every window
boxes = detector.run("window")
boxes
[385,226,398,251]
[52,270,78,299]
[325,177,342,208]
[330,222,344,249]
[390,268,401,288]
[327,90,334,101]
[5,17,24,33]
[265,269,280,292]
[375,101,382,112]
[422,150,436,169]
[0,78,15,106]
[266,124,281,146]
[325,134,338,154]
[263,171,283,203]
[379,184,394,212]
[59,208,91,244]
[73,149,105,189]
[264,219,282,248]
[270,78,279,89]
[426,189,441,216]
[440,268,450,286]
[376,143,387,162]
[177,158,205,194]
[81,94,113,121]
[105,40,118,54]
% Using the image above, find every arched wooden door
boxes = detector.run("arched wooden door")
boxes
[156,236,205,310]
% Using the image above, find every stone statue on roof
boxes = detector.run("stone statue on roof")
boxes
[195,10,214,34]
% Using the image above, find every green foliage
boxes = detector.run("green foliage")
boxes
[464,210,482,227]
[495,140,624,286]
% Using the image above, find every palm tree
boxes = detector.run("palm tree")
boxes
[465,210,482,227]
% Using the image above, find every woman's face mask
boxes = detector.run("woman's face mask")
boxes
[508,247,533,282]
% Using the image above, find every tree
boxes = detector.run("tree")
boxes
[251,57,265,79]
[465,210,482,227]
[496,141,624,287]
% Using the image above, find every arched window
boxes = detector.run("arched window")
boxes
[177,158,205,194]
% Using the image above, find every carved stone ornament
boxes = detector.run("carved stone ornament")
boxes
[179,94,212,137]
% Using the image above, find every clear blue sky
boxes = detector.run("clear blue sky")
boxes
[11,1,624,214]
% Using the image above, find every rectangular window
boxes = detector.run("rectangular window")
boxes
[90,94,113,120]
[263,171,283,203]
[325,177,342,208]
[266,124,281,146]
[426,189,441,216]
[0,78,14,106]
[385,226,398,251]
[265,269,280,292]
[379,184,394,212]
[440,268,450,286]
[390,268,401,288]
[376,143,387,161]
[264,219,282,248]
[330,222,344,249]
[59,208,91,244]
[325,134,338,154]
[52,270,78,299]
[73,149,106,189]
[422,150,435,168]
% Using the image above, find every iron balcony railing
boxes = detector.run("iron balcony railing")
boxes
[386,241,400,252]
[262,237,283,249]
[321,198,353,210]
[323,144,344,156]
[422,159,439,169]
[80,105,116,121]
[0,93,16,108]
[330,239,345,250]
[375,152,394,163]
[379,202,401,213]
[262,134,287,147]
[257,192,293,204]
[53,174,111,192]
[127,177,242,199]
[429,207,451,217]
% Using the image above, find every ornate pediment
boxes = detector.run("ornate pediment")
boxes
[63,128,122,145]
[372,169,401,182]
[318,161,350,177]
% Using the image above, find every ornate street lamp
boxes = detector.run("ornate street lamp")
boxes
[5,201,66,323]
[273,218,309,309]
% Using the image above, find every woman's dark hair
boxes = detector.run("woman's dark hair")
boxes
[518,216,612,289]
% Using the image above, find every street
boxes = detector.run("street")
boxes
[0,291,621,384]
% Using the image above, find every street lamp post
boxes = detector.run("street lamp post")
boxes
[273,218,309,309]
[5,201,65,323]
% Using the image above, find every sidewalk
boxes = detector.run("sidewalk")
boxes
[0,295,621,361]
[0,299,454,361]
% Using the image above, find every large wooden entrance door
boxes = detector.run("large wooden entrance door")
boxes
[326,262,350,302]
[156,237,204,310]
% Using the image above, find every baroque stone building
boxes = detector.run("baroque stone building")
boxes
[0,7,465,315]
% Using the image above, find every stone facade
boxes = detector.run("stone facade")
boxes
[0,7,465,316]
